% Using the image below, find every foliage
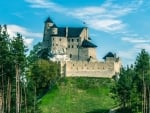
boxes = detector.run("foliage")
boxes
[0,25,61,113]
[112,49,150,113]
[29,59,60,97]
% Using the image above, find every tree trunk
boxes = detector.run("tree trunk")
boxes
[1,65,4,113]
[16,64,20,113]
[144,84,147,113]
[6,78,9,113]
[24,86,27,113]
[8,79,11,113]
[20,86,22,113]
[148,86,150,113]
[142,71,146,113]
[0,90,2,113]
[34,85,37,113]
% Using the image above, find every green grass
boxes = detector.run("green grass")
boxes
[39,77,116,113]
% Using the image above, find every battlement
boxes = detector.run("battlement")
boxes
[60,59,121,78]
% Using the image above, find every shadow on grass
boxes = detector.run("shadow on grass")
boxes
[86,109,109,113]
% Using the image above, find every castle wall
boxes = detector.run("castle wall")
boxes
[78,48,97,61]
[51,36,67,53]
[61,60,120,78]
[88,48,97,59]
[67,37,80,60]
[79,48,89,60]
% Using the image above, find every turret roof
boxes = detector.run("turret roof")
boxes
[45,17,53,23]
[81,40,97,48]
[103,52,115,60]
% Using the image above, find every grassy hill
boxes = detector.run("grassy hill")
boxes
[39,77,117,113]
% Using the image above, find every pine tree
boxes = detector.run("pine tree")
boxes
[134,49,150,113]
[0,25,11,113]
[11,33,27,113]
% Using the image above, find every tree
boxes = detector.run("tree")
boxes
[134,49,150,113]
[0,25,12,113]
[112,66,134,112]
[27,42,42,65]
[112,49,150,113]
[11,33,27,113]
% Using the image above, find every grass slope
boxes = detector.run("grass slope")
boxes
[39,77,116,113]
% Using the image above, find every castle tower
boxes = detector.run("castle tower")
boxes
[42,17,57,49]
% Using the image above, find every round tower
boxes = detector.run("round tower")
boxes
[51,27,58,35]
[43,17,56,49]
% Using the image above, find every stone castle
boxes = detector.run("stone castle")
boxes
[42,17,121,78]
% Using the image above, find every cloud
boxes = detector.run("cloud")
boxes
[24,0,143,33]
[134,43,150,52]
[24,38,34,47]
[25,0,66,12]
[117,48,141,66]
[121,36,150,51]
[119,36,150,65]
[122,37,150,43]
[87,19,125,32]
[68,0,143,33]
[7,25,42,38]
[7,25,42,47]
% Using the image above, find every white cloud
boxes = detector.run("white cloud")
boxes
[24,38,34,47]
[122,37,150,43]
[134,43,150,52]
[7,25,42,38]
[117,48,141,66]
[68,0,143,33]
[87,19,125,32]
[24,0,143,33]
[25,0,66,12]
[7,25,42,47]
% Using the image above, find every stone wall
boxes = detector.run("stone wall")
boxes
[51,36,67,53]
[61,59,121,78]
[67,37,80,60]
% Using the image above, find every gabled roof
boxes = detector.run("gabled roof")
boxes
[81,40,97,48]
[68,28,83,37]
[52,27,84,37]
[103,52,115,60]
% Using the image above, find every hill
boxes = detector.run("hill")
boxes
[39,77,116,113]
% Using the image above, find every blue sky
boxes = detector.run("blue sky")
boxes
[0,0,150,66]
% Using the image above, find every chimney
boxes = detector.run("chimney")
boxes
[66,27,68,37]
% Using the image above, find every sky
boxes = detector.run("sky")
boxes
[0,0,150,66]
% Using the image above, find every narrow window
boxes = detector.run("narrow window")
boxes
[70,54,72,58]
[72,45,74,48]
[68,45,70,48]
[77,39,79,42]
[72,39,74,42]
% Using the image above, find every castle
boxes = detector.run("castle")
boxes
[42,17,121,78]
